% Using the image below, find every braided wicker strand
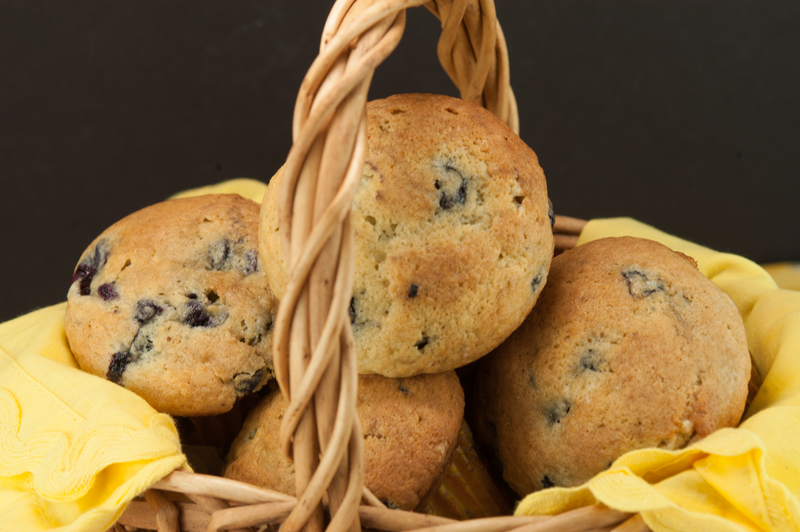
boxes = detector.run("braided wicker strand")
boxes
[275,2,414,531]
[113,214,635,532]
[425,0,518,133]
[554,215,588,251]
[273,1,517,531]
[112,1,648,530]
[123,476,636,531]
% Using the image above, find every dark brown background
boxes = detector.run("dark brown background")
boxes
[1,0,798,323]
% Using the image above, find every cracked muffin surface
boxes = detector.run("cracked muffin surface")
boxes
[471,236,751,495]
[260,93,554,377]
[224,371,464,511]
[64,194,277,416]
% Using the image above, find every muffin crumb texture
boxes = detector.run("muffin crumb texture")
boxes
[64,194,277,416]
[224,371,465,510]
[472,236,751,494]
[260,93,554,377]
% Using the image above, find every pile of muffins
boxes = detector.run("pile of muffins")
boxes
[63,93,751,516]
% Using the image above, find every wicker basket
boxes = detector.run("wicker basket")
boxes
[113,1,646,531]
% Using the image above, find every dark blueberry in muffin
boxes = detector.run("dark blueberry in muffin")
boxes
[397,379,410,394]
[544,399,572,426]
[71,239,111,296]
[107,350,132,383]
[541,475,555,489]
[134,299,162,324]
[408,284,419,298]
[233,369,263,395]
[415,336,430,350]
[548,199,555,228]
[435,165,468,210]
[243,249,259,275]
[183,300,212,327]
[208,239,231,270]
[97,283,119,301]
[71,264,97,296]
[182,300,227,328]
[621,268,664,298]
[579,349,610,373]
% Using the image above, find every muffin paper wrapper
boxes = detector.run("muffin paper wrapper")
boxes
[419,420,514,519]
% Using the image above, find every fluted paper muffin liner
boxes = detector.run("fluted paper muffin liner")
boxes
[418,420,515,519]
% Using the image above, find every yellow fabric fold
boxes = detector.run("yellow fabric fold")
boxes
[168,177,268,204]
[0,179,266,531]
[515,218,800,532]
[3,182,798,532]
[0,304,187,532]
[762,263,800,292]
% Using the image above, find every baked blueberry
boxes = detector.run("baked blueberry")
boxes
[234,370,264,395]
[544,399,571,426]
[348,297,358,324]
[71,263,97,296]
[64,194,278,416]
[107,351,132,384]
[97,283,118,301]
[208,239,231,270]
[473,236,751,495]
[621,267,663,298]
[134,299,162,324]
[579,349,609,373]
[183,300,213,327]
[408,284,419,298]
[435,165,468,211]
[260,94,555,378]
[224,371,464,512]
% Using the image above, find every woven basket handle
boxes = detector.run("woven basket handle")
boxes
[271,1,514,531]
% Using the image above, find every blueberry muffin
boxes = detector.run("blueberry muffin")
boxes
[260,93,554,377]
[224,371,465,510]
[64,194,277,416]
[472,236,751,495]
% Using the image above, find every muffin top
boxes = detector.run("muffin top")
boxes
[472,236,751,494]
[64,194,277,416]
[224,371,465,510]
[260,93,554,377]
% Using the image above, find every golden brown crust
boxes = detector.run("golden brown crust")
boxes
[224,371,465,510]
[65,194,278,416]
[472,236,751,495]
[260,94,553,377]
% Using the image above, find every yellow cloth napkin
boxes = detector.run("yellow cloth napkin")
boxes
[0,180,270,532]
[168,177,268,203]
[516,218,800,532]
[0,304,186,532]
[3,176,798,532]
[762,263,800,292]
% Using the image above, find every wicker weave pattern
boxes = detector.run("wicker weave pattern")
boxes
[273,1,516,531]
[115,218,645,531]
[114,1,649,530]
